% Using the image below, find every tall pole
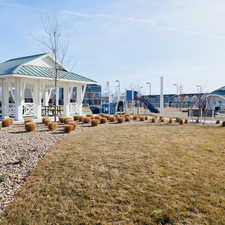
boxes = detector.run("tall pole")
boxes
[146,82,151,96]
[160,76,164,114]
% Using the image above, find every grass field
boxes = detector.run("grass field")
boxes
[1,123,225,225]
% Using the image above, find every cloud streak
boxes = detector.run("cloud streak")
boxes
[63,10,225,40]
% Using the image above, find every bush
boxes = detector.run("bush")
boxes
[144,116,148,120]
[25,122,37,132]
[42,117,50,125]
[58,116,66,123]
[139,116,145,121]
[117,117,124,123]
[133,115,138,120]
[168,118,173,124]
[179,119,184,125]
[91,119,99,127]
[151,118,156,123]
[64,118,73,124]
[8,118,13,125]
[109,116,116,122]
[68,121,76,130]
[79,116,84,122]
[2,118,11,127]
[184,119,188,124]
[83,117,91,123]
[64,124,73,133]
[216,120,220,124]
[24,118,33,124]
[159,116,164,122]
[196,118,200,123]
[48,122,58,131]
[221,121,225,127]
[73,115,80,121]
[175,117,181,123]
[94,115,101,120]
[100,118,107,124]
[125,116,130,122]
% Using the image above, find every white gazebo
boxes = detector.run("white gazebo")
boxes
[0,53,97,121]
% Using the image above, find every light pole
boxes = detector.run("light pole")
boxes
[173,83,179,108]
[146,82,151,96]
[115,80,120,101]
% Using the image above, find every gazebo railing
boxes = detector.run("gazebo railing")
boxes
[23,103,35,117]
[69,103,79,115]
[8,103,16,117]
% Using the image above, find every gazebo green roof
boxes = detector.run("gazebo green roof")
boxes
[0,53,96,83]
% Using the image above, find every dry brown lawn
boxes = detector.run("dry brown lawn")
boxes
[1,123,225,225]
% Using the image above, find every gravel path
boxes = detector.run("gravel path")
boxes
[0,123,79,217]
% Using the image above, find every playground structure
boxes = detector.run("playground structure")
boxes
[89,89,159,115]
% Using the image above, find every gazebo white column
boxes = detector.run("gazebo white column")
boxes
[64,86,70,116]
[34,81,43,120]
[15,79,25,121]
[1,79,9,119]
[76,85,83,114]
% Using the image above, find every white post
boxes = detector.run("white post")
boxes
[64,86,70,116]
[15,79,25,121]
[160,76,164,114]
[77,85,83,114]
[34,81,43,120]
[2,79,9,119]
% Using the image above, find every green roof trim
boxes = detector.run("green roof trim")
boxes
[15,65,96,83]
[0,53,97,83]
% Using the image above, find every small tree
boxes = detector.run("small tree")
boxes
[36,16,69,122]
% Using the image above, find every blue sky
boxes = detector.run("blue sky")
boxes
[0,0,225,94]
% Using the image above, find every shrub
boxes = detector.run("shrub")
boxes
[109,116,116,122]
[168,118,173,124]
[133,115,138,120]
[58,116,66,123]
[48,122,58,131]
[64,118,73,124]
[175,117,181,123]
[79,116,84,122]
[139,116,145,121]
[184,119,188,124]
[73,115,80,121]
[25,122,37,132]
[83,117,91,123]
[159,116,164,122]
[196,118,200,123]
[151,118,156,123]
[64,124,73,133]
[91,119,99,127]
[117,117,124,123]
[222,121,225,127]
[144,116,148,120]
[68,121,76,130]
[8,118,13,125]
[179,119,184,125]
[100,118,107,124]
[125,116,130,122]
[216,120,220,124]
[2,118,11,127]
[42,117,50,125]
[24,118,33,124]
[94,115,101,120]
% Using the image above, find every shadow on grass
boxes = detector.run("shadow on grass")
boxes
[9,130,27,134]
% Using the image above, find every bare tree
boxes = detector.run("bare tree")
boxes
[36,16,70,122]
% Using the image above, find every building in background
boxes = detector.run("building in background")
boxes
[83,84,102,106]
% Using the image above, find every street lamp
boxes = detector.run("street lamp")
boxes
[146,82,151,96]
[115,80,120,102]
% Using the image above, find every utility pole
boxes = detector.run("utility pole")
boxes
[146,82,151,96]
[160,76,164,114]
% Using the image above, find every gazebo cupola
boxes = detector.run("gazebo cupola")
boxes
[0,53,97,121]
